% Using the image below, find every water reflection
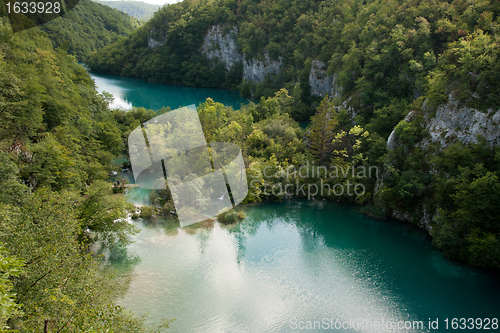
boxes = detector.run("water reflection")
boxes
[114,193,500,332]
[88,71,252,111]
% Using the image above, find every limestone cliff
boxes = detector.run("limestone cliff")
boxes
[424,98,500,147]
[379,97,500,231]
[242,53,282,83]
[308,60,339,98]
[148,28,166,48]
[152,24,344,93]
[387,97,500,151]
[199,25,282,84]
[200,25,243,71]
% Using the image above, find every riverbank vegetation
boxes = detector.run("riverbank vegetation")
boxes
[87,0,499,118]
[0,19,170,331]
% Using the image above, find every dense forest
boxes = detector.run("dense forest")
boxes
[41,0,140,60]
[97,1,162,20]
[86,0,499,116]
[87,0,500,268]
[0,16,174,331]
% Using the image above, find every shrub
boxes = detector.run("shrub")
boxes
[218,210,238,224]
[139,206,154,219]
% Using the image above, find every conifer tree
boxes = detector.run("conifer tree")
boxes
[306,97,337,165]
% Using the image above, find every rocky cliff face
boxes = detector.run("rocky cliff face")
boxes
[148,28,166,48]
[380,97,500,231]
[199,25,281,83]
[242,53,281,83]
[425,97,500,147]
[308,60,340,98]
[200,25,243,71]
[387,97,500,151]
[154,24,343,91]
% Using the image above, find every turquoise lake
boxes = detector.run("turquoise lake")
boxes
[90,70,500,332]
[89,70,252,111]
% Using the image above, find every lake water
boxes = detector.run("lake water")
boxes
[90,70,500,332]
[118,198,500,333]
[88,70,252,110]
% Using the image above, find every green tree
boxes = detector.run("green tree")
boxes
[78,180,138,248]
[0,189,147,331]
[0,246,24,330]
[306,97,337,165]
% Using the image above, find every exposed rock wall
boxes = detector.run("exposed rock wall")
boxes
[308,60,340,98]
[425,97,500,147]
[242,53,281,83]
[200,25,282,83]
[200,25,243,71]
[387,97,500,151]
[152,24,344,91]
[148,28,166,48]
[380,97,500,231]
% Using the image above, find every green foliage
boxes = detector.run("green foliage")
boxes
[431,150,500,268]
[0,19,163,331]
[217,209,244,224]
[0,189,151,332]
[306,98,338,165]
[87,0,500,123]
[426,29,500,110]
[41,0,140,61]
[78,180,139,247]
[394,119,425,146]
[97,1,162,21]
[379,135,500,268]
[86,0,245,89]
[366,100,409,139]
[139,205,155,219]
[0,246,24,329]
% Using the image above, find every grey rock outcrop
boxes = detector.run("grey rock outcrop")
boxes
[425,97,500,147]
[379,96,500,231]
[243,53,281,83]
[386,97,500,151]
[148,28,166,48]
[200,25,243,71]
[308,60,340,98]
[386,111,417,150]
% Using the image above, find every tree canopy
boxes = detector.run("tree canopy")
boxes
[41,0,140,61]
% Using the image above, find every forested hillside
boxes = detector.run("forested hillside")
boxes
[40,0,140,60]
[0,17,173,331]
[97,1,162,20]
[87,0,499,118]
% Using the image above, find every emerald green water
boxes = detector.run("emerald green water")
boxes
[118,199,499,332]
[90,71,500,332]
[88,71,252,110]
